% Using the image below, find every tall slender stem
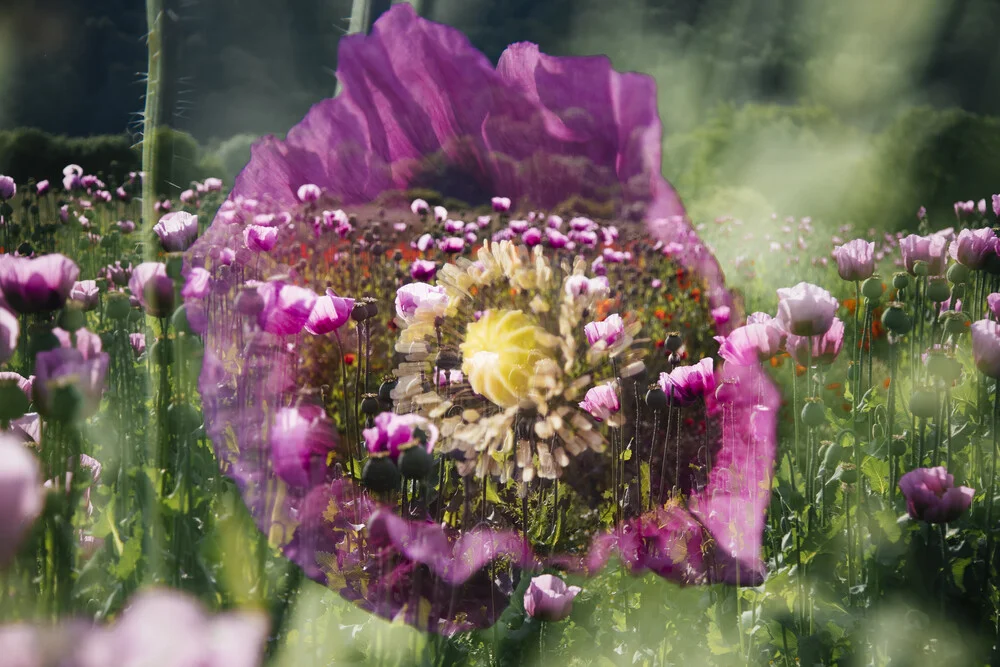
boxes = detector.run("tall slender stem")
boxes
[141,0,163,256]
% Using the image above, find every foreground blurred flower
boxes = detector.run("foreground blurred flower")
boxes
[831,239,875,282]
[153,211,199,252]
[658,358,715,405]
[776,282,838,337]
[899,467,974,524]
[186,4,776,633]
[0,254,80,315]
[0,434,42,567]
[971,319,1000,379]
[0,307,17,364]
[33,348,109,422]
[524,574,581,622]
[715,316,785,366]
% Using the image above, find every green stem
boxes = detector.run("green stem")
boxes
[142,0,163,256]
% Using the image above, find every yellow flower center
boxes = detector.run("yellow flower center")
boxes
[460,309,552,408]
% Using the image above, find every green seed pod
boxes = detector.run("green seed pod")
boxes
[950,283,966,301]
[665,332,683,353]
[151,338,174,367]
[362,456,401,493]
[912,260,929,276]
[881,303,912,335]
[822,442,846,469]
[360,394,381,416]
[57,305,86,332]
[861,277,883,302]
[105,292,131,321]
[168,401,203,435]
[892,272,910,290]
[890,437,907,457]
[399,445,433,480]
[170,306,193,335]
[927,353,962,384]
[801,399,826,428]
[645,387,668,411]
[942,311,971,337]
[840,468,858,484]
[947,262,970,285]
[926,278,950,303]
[0,381,31,421]
[378,379,398,402]
[909,388,938,419]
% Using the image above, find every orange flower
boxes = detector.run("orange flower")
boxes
[654,309,667,320]
[843,298,857,315]
[883,377,891,390]
[795,364,806,377]
[343,353,356,365]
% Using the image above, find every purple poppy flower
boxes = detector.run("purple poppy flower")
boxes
[410,198,429,215]
[153,212,199,252]
[831,239,875,282]
[0,176,15,200]
[182,267,211,300]
[76,588,269,667]
[304,289,354,335]
[993,194,1000,218]
[185,4,776,633]
[786,317,845,366]
[53,327,103,360]
[129,333,146,358]
[395,283,448,325]
[658,358,716,405]
[440,236,465,253]
[546,228,569,248]
[363,412,438,461]
[522,227,543,246]
[33,347,109,421]
[715,320,785,366]
[988,293,1000,320]
[711,306,731,327]
[578,382,620,422]
[0,434,42,567]
[70,280,100,311]
[270,404,338,487]
[564,275,609,300]
[243,225,279,253]
[949,227,997,270]
[128,263,175,318]
[257,281,317,336]
[0,308,17,364]
[776,282,838,337]
[36,180,50,196]
[491,196,512,212]
[972,319,1000,378]
[524,574,581,622]
[0,253,80,314]
[899,467,973,524]
[584,314,627,355]
[410,259,438,281]
[900,234,948,276]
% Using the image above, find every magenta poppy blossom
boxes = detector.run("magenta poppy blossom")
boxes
[0,176,15,200]
[410,198,429,215]
[33,347,109,421]
[524,574,581,622]
[900,233,948,276]
[786,317,845,366]
[363,412,438,460]
[304,289,354,335]
[0,434,42,567]
[776,282,838,337]
[971,319,1000,379]
[0,308,17,364]
[949,227,997,270]
[410,259,438,281]
[831,239,875,282]
[256,281,317,336]
[128,263,175,318]
[153,212,199,252]
[898,467,974,524]
[186,4,776,633]
[70,280,100,311]
[578,382,620,422]
[270,404,339,487]
[584,313,627,355]
[36,180,50,196]
[988,293,1000,320]
[491,196,512,213]
[244,225,279,253]
[0,253,80,315]
[658,358,716,405]
[129,333,146,358]
[993,194,1000,218]
[715,320,785,366]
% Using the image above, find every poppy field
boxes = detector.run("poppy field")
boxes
[3,4,1000,666]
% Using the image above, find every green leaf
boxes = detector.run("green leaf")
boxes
[861,455,889,494]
